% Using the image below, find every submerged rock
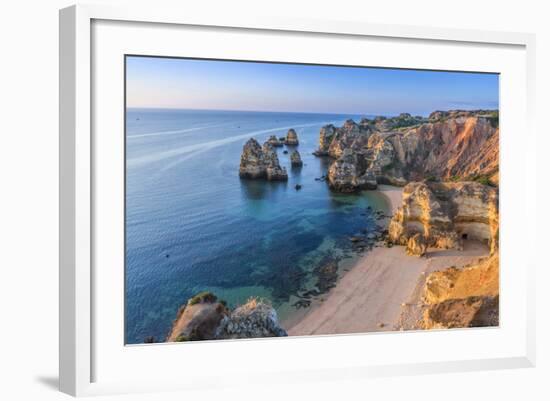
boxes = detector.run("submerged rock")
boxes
[290,150,303,167]
[238,138,288,181]
[284,128,299,145]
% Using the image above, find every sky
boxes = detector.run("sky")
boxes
[126,56,499,117]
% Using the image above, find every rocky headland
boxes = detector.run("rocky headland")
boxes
[167,292,287,342]
[315,110,499,192]
[234,109,500,337]
[288,109,500,334]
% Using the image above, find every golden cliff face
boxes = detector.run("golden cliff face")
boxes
[387,115,499,184]
[421,254,499,329]
[388,181,499,253]
[317,110,499,192]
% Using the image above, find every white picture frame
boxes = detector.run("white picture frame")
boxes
[59,4,536,397]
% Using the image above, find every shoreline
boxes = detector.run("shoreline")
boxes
[284,184,490,336]
[376,184,404,214]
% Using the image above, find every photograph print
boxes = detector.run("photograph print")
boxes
[125,56,499,345]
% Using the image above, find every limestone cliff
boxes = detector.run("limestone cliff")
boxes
[167,292,287,342]
[421,254,499,329]
[317,110,498,192]
[327,149,377,192]
[388,181,499,253]
[239,138,288,181]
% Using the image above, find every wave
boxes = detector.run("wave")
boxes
[127,121,333,169]
[127,122,230,139]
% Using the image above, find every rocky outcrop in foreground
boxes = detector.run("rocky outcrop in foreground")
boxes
[388,181,499,253]
[421,254,499,329]
[239,138,288,181]
[167,292,287,342]
[284,129,299,145]
[317,110,498,192]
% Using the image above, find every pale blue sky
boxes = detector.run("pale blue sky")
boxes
[126,56,499,116]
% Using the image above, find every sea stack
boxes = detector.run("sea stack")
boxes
[290,150,303,167]
[284,128,299,145]
[239,138,267,179]
[238,138,288,181]
[267,135,283,147]
[262,142,288,181]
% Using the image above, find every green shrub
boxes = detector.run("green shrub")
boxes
[175,335,189,342]
[188,291,217,305]
[425,175,439,182]
[470,174,495,187]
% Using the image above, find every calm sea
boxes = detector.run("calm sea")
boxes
[125,108,390,344]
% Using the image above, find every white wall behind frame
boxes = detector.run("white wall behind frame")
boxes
[0,0,547,401]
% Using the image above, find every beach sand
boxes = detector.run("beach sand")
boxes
[286,185,490,336]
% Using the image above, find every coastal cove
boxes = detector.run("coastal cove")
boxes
[126,108,391,344]
[126,107,500,344]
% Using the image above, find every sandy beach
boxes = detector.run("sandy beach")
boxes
[287,185,490,336]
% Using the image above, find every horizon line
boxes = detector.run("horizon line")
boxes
[126,106,499,118]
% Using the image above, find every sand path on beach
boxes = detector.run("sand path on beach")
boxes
[287,185,489,336]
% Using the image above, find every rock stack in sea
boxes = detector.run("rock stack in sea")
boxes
[266,135,283,147]
[290,150,303,167]
[166,292,287,342]
[239,138,288,181]
[284,128,299,145]
[263,142,288,180]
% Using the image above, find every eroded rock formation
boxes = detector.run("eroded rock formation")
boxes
[216,298,288,339]
[318,110,499,192]
[167,292,287,342]
[405,233,428,257]
[267,135,283,147]
[388,181,499,253]
[421,254,499,329]
[239,138,288,181]
[285,129,299,146]
[327,149,377,192]
[290,150,303,167]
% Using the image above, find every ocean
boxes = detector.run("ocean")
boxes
[125,108,390,344]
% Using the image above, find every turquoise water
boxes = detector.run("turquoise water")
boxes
[125,108,389,344]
